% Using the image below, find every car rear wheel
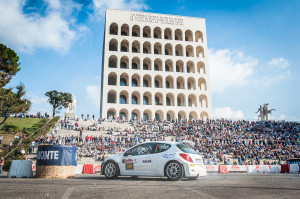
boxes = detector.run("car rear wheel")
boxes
[103,161,119,179]
[165,161,183,181]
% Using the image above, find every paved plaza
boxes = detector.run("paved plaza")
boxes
[0,174,299,199]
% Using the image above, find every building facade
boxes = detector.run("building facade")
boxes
[100,9,212,121]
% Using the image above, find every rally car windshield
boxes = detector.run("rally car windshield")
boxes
[176,144,197,154]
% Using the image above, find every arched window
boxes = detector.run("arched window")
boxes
[165,44,172,56]
[132,96,138,104]
[120,62,127,69]
[119,112,126,119]
[154,43,162,55]
[143,80,149,87]
[185,30,193,41]
[120,95,126,104]
[143,26,151,38]
[165,59,173,72]
[108,56,117,68]
[109,39,118,51]
[132,79,138,87]
[164,28,172,40]
[175,44,183,56]
[121,40,129,52]
[120,78,127,86]
[143,96,149,105]
[132,41,140,53]
[155,97,159,105]
[155,80,159,88]
[143,64,148,70]
[165,65,170,71]
[153,27,162,39]
[167,114,171,121]
[166,81,170,88]
[132,25,140,37]
[166,97,171,106]
[132,47,138,53]
[107,109,116,119]
[121,46,127,52]
[143,113,149,120]
[132,57,140,69]
[186,45,194,57]
[109,23,118,35]
[121,24,129,36]
[107,92,116,103]
[195,31,203,42]
[131,113,137,119]
[132,63,138,69]
[143,42,151,54]
[108,73,116,85]
[175,29,182,40]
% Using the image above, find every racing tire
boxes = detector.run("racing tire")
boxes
[165,161,184,181]
[103,161,119,179]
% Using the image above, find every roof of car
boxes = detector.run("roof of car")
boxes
[141,140,194,145]
[142,141,177,145]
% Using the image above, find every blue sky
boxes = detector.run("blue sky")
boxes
[0,0,299,121]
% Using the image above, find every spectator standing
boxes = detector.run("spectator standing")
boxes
[0,157,4,174]
[0,135,3,144]
[9,140,13,150]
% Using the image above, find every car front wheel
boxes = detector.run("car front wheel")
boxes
[165,161,183,181]
[103,161,119,179]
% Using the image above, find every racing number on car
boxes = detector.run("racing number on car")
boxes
[125,159,134,170]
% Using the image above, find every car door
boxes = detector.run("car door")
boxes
[134,143,155,176]
[120,145,139,176]
[151,143,172,176]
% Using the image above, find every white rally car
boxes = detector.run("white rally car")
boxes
[101,141,206,180]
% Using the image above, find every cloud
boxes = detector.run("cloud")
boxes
[268,57,290,69]
[258,70,291,86]
[92,0,149,16]
[208,49,292,92]
[86,85,100,106]
[208,49,258,93]
[279,114,286,120]
[213,107,245,119]
[27,95,51,114]
[0,0,86,53]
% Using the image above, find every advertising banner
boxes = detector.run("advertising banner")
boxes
[36,145,77,166]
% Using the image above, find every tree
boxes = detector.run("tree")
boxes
[0,43,31,126]
[45,90,72,117]
[0,84,31,126]
[0,43,21,87]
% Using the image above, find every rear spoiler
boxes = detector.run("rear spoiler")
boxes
[179,140,195,147]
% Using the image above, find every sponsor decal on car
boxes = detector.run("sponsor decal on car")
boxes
[122,159,126,164]
[162,153,175,158]
[125,159,134,170]
[142,160,151,163]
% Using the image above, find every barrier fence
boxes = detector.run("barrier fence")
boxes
[208,164,299,174]
[15,163,300,176]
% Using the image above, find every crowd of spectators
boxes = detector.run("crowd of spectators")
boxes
[33,119,299,165]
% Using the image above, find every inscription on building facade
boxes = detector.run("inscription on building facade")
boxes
[130,13,184,26]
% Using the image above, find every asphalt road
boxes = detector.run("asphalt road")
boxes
[0,174,299,199]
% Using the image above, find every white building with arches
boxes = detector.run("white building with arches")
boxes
[100,9,212,121]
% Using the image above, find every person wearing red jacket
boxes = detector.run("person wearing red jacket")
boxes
[0,157,4,174]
